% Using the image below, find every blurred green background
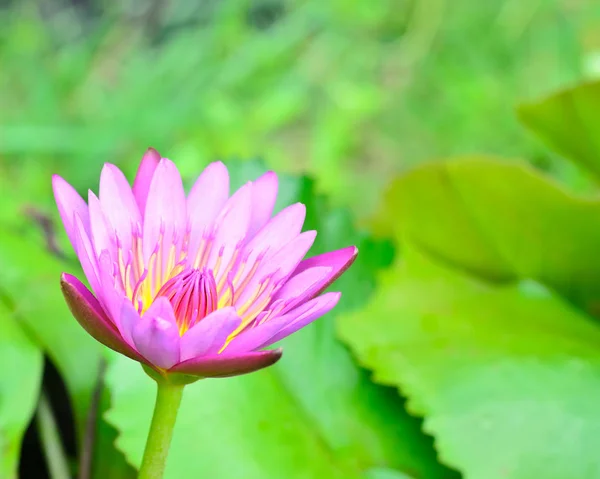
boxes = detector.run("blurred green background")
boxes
[4,1,600,478]
[3,0,600,220]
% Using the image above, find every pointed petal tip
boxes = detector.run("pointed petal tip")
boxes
[100,162,116,174]
[304,229,317,241]
[291,202,306,214]
[348,245,359,260]
[257,170,278,183]
[52,174,76,196]
[145,147,161,157]
[158,157,174,167]
[60,272,77,287]
[51,173,64,187]
[133,148,162,212]
[342,245,359,272]
[208,160,228,170]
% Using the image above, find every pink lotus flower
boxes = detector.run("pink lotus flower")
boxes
[54,149,357,379]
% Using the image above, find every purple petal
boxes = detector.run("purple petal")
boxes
[292,246,358,297]
[267,230,316,281]
[169,349,282,378]
[132,148,161,213]
[179,307,241,361]
[99,164,141,252]
[74,214,101,296]
[60,274,144,362]
[88,191,114,261]
[269,266,331,313]
[132,314,180,369]
[265,292,340,346]
[234,230,317,308]
[228,292,340,352]
[52,175,89,253]
[243,202,306,265]
[118,300,142,348]
[247,171,278,238]
[143,297,177,326]
[223,319,284,353]
[207,183,252,281]
[187,161,230,264]
[142,159,186,263]
[96,251,125,322]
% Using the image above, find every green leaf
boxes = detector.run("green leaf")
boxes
[338,246,600,479]
[518,80,600,178]
[91,386,137,479]
[0,230,103,438]
[372,156,600,311]
[104,174,455,479]
[366,469,417,479]
[0,301,43,478]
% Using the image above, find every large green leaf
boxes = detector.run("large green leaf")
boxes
[0,301,43,478]
[518,81,600,178]
[104,175,456,479]
[372,157,600,311]
[91,388,138,479]
[338,246,600,479]
[0,230,103,439]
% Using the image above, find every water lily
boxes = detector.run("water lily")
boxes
[53,148,357,380]
[54,148,357,478]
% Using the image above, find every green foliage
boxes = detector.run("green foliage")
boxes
[0,301,43,478]
[371,157,600,310]
[519,80,600,178]
[0,231,103,437]
[0,0,593,216]
[338,96,600,477]
[338,246,600,479]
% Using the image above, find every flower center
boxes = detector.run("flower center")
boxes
[155,268,218,335]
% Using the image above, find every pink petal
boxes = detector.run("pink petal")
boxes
[207,183,252,282]
[88,191,115,261]
[143,159,187,263]
[60,274,144,362]
[169,349,282,378]
[234,230,317,308]
[292,246,358,297]
[179,307,241,361]
[118,300,142,348]
[247,171,278,238]
[132,148,161,213]
[243,202,306,264]
[96,251,125,323]
[265,230,316,281]
[52,175,89,253]
[143,297,177,326]
[187,161,230,264]
[132,304,180,369]
[228,292,340,352]
[269,266,332,313]
[265,292,340,346]
[99,164,141,252]
[223,319,283,353]
[74,214,101,296]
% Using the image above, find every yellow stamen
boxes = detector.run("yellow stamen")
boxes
[217,248,241,292]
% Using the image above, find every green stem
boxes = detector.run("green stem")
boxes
[138,381,185,479]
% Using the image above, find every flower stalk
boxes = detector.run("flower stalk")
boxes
[138,380,185,479]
